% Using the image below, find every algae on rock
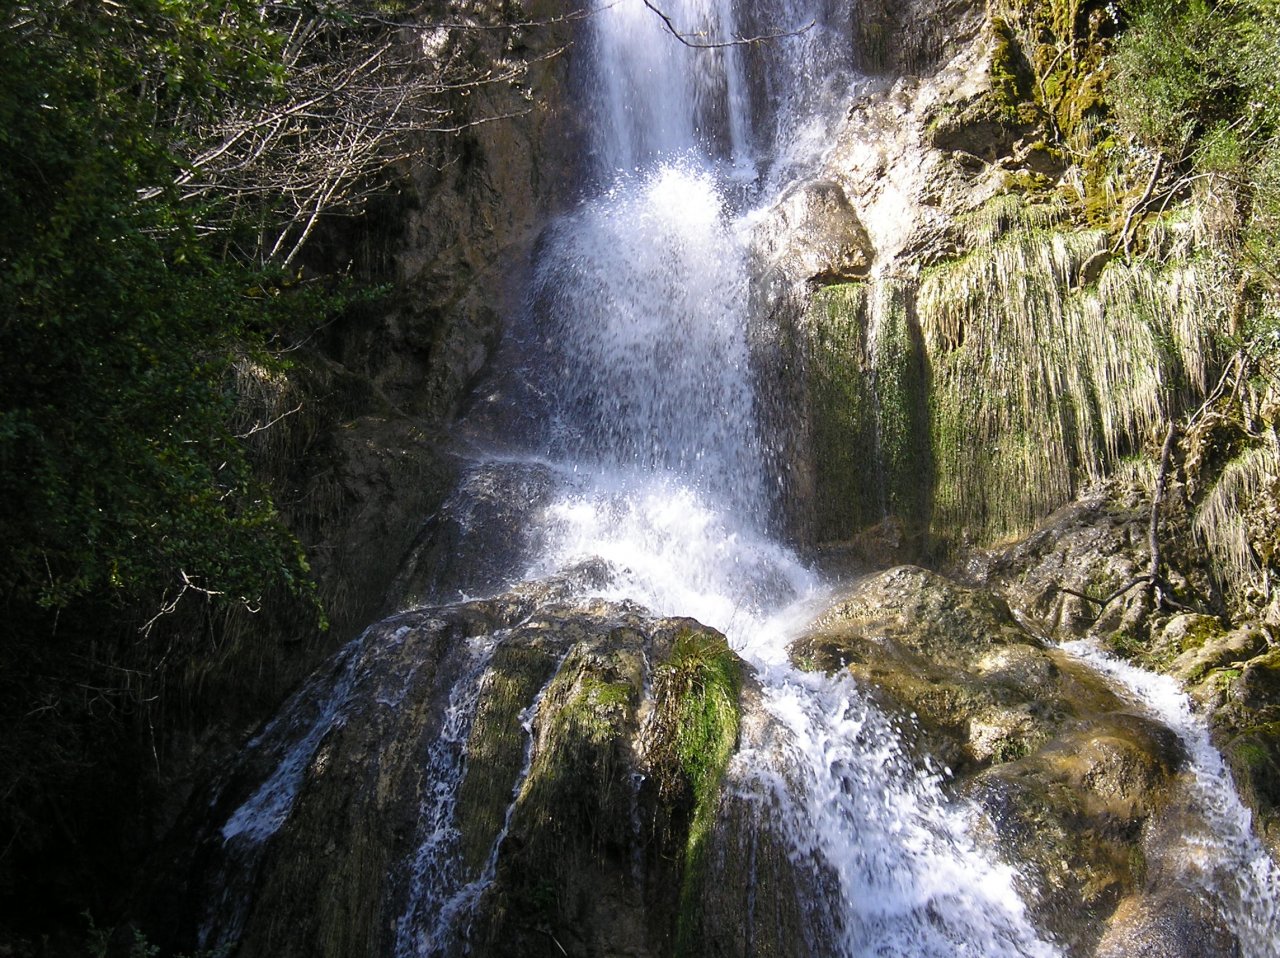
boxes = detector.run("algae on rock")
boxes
[185,582,827,958]
[799,279,931,554]
[790,565,1203,955]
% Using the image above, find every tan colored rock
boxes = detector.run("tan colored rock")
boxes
[792,565,1201,953]
[751,179,875,285]
[1171,623,1268,685]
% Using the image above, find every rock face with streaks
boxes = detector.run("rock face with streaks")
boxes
[185,570,832,958]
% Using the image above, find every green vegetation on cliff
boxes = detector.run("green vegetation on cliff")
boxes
[815,0,1280,583]
[646,629,742,958]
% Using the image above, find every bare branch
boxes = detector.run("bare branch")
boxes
[639,0,814,49]
[235,401,303,439]
[139,1,572,265]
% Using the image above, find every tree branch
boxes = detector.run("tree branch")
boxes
[640,0,814,48]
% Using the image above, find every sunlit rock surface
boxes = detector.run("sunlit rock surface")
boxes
[788,565,1256,956]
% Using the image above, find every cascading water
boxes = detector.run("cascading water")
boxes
[198,2,1279,955]
[464,0,1059,954]
[1061,641,1280,958]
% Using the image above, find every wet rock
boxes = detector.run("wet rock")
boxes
[794,567,1065,771]
[686,679,840,958]
[185,578,820,958]
[965,483,1280,912]
[296,412,459,641]
[1227,649,1280,720]
[792,565,1191,953]
[1222,723,1280,858]
[1094,891,1240,958]
[391,458,561,606]
[967,709,1184,951]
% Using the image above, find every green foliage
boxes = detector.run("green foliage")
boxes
[0,0,361,940]
[1109,1,1240,153]
[0,0,328,619]
[1109,0,1280,280]
[85,911,229,958]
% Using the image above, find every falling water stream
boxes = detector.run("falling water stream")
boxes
[205,1,1279,955]
[466,0,1059,953]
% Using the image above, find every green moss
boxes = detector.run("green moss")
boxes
[1002,170,1055,194]
[1233,736,1272,770]
[807,283,881,538]
[455,644,564,872]
[492,643,645,929]
[918,200,1230,551]
[1102,622,1144,662]
[804,281,932,545]
[870,281,932,528]
[1210,667,1244,689]
[994,0,1115,143]
[990,16,1036,119]
[646,629,741,958]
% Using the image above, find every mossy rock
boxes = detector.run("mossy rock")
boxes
[804,566,1029,666]
[965,710,1184,954]
[926,92,1024,161]
[1223,723,1280,857]
[1171,622,1267,687]
[187,586,806,958]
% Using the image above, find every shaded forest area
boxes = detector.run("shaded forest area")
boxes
[0,0,544,948]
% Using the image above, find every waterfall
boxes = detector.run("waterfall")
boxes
[477,1,1059,954]
[196,2,1277,955]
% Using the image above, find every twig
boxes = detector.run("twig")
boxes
[235,401,303,439]
[1115,152,1164,257]
[640,0,814,48]
[1147,421,1178,610]
[1056,423,1182,620]
[1058,574,1155,609]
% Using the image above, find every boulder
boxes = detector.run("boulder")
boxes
[185,575,830,958]
[751,179,875,287]
[791,565,1204,954]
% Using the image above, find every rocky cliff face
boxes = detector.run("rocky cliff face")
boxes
[753,0,1230,561]
[231,1,583,648]
[748,0,1280,937]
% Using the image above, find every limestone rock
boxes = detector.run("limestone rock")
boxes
[186,579,826,958]
[1170,623,1268,686]
[791,565,1207,954]
[751,179,875,286]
